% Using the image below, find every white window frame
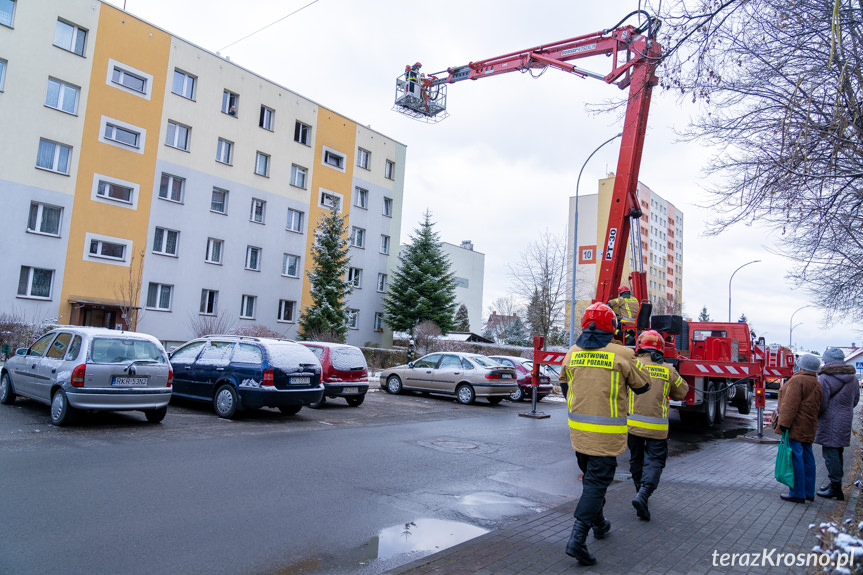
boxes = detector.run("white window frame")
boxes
[240,294,256,319]
[385,159,395,180]
[260,106,274,130]
[165,120,190,151]
[45,77,79,115]
[99,116,146,152]
[211,188,228,214]
[350,226,365,248]
[277,299,296,323]
[17,266,54,300]
[322,147,346,172]
[222,90,239,116]
[216,138,233,164]
[282,253,300,277]
[36,139,71,175]
[377,273,387,293]
[153,227,179,256]
[286,208,304,233]
[92,173,139,209]
[200,289,219,315]
[357,147,370,170]
[346,309,359,329]
[255,151,270,177]
[0,0,16,28]
[347,267,362,288]
[54,19,87,56]
[171,69,196,99]
[27,202,62,237]
[0,58,6,91]
[146,282,173,311]
[294,121,311,145]
[106,58,152,99]
[84,232,131,266]
[383,197,393,217]
[290,164,307,189]
[380,234,390,255]
[245,246,262,271]
[250,199,266,224]
[318,189,343,212]
[205,238,224,264]
[374,312,384,332]
[158,173,185,203]
[355,187,368,209]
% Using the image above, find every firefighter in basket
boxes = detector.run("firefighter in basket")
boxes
[559,302,650,566]
[608,284,640,346]
[627,330,689,521]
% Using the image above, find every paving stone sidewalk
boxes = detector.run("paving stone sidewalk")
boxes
[384,422,861,575]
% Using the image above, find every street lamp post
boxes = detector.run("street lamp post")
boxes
[569,133,622,346]
[789,305,813,348]
[727,260,761,322]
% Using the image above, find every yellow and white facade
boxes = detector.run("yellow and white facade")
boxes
[0,0,405,347]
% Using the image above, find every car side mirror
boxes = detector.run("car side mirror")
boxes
[408,362,414,368]
[15,348,26,356]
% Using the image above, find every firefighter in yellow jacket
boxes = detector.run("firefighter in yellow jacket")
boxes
[627,330,689,521]
[608,284,640,345]
[559,302,650,566]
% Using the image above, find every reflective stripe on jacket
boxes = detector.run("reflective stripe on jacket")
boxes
[627,358,689,439]
[609,296,640,326]
[560,342,650,456]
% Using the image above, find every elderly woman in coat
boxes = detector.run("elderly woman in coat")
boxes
[775,353,823,503]
[815,348,860,500]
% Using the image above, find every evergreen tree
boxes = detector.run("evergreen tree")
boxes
[298,208,353,342]
[698,306,711,322]
[384,211,458,335]
[501,315,529,346]
[454,304,470,332]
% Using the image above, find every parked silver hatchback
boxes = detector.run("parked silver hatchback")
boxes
[0,327,173,426]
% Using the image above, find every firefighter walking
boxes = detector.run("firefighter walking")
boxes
[560,303,650,566]
[608,284,640,345]
[627,330,689,521]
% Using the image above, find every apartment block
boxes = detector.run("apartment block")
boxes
[0,0,405,347]
[441,241,485,334]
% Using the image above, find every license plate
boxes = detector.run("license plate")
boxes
[501,374,514,379]
[343,387,358,394]
[291,377,310,385]
[113,377,147,386]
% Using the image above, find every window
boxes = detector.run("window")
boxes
[286,208,304,232]
[205,238,223,264]
[385,159,395,180]
[250,199,266,223]
[383,197,393,217]
[319,190,341,211]
[350,226,365,248]
[27,203,62,236]
[374,312,384,332]
[146,283,172,311]
[323,148,345,170]
[159,173,185,203]
[0,59,6,91]
[110,62,149,95]
[245,246,261,271]
[103,121,141,148]
[255,152,270,176]
[380,235,390,254]
[36,139,71,174]
[45,78,79,114]
[240,295,256,319]
[54,19,87,56]
[357,148,370,170]
[200,289,218,315]
[153,227,179,256]
[17,266,53,299]
[97,180,133,203]
[216,138,233,164]
[170,68,196,98]
[211,188,228,213]
[222,90,238,115]
[260,106,274,130]
[355,187,368,209]
[347,267,362,288]
[89,238,126,261]
[166,120,190,151]
[346,309,359,329]
[0,0,14,27]
[282,254,300,277]
[294,121,311,145]
[377,273,387,292]
[277,300,295,322]
[290,164,307,189]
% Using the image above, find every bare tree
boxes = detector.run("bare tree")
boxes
[482,296,522,342]
[234,325,285,338]
[646,0,863,325]
[413,320,442,355]
[508,232,567,345]
[189,313,236,338]
[115,249,145,331]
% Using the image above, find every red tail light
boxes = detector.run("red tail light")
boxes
[263,369,274,386]
[485,372,502,380]
[71,364,86,387]
[167,368,173,388]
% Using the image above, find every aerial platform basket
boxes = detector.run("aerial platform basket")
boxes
[393,71,449,123]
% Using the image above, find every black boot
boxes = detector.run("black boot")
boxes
[566,519,597,565]
[593,516,611,540]
[817,482,845,500]
[632,486,653,521]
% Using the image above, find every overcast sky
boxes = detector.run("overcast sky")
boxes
[107,0,863,355]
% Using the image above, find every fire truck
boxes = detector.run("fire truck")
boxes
[393,10,795,426]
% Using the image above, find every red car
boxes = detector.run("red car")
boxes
[300,342,369,407]
[488,355,553,402]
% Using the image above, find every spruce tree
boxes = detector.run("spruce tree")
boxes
[298,208,353,342]
[698,306,711,322]
[454,304,470,332]
[384,211,457,334]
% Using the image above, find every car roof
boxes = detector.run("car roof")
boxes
[300,341,358,349]
[46,326,161,342]
[489,355,529,362]
[196,335,299,344]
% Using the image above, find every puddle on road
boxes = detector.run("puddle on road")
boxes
[376,518,488,560]
[455,491,545,519]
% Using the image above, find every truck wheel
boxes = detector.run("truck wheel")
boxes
[714,384,727,424]
[699,381,717,427]
[736,382,752,415]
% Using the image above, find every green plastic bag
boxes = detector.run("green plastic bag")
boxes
[775,430,794,488]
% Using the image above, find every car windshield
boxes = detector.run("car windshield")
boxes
[91,338,166,364]
[468,355,500,368]
[330,347,367,371]
[266,342,319,369]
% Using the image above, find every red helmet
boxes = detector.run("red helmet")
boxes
[581,303,617,332]
[636,330,664,353]
[618,284,631,294]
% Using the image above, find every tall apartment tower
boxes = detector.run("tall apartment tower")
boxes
[565,174,684,329]
[0,0,406,347]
